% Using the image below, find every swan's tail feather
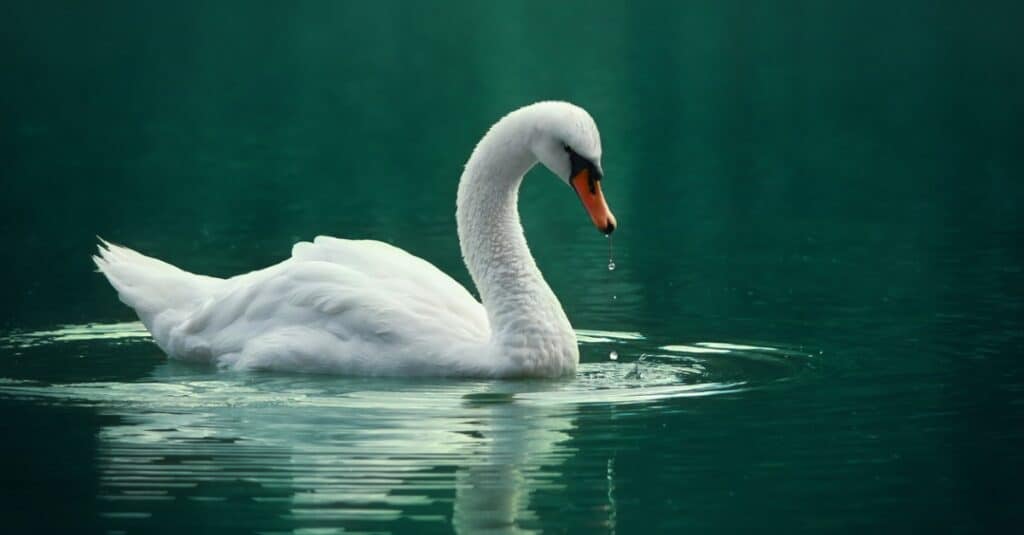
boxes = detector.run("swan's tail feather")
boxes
[93,238,220,323]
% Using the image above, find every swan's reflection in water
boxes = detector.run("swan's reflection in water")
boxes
[79,368,582,533]
[453,390,575,533]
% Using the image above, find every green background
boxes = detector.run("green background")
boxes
[1,1,1022,533]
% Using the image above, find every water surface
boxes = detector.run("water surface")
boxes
[2,1,1023,533]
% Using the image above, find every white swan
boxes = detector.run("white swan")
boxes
[94,102,616,378]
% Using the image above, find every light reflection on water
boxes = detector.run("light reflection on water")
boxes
[0,323,814,533]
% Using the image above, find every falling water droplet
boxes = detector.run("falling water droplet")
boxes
[606,234,616,271]
[609,350,619,361]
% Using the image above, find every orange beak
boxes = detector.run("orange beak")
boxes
[571,168,617,234]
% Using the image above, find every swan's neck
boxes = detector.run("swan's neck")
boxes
[455,114,577,376]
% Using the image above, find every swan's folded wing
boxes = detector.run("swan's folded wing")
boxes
[164,258,487,374]
[289,236,489,338]
[159,236,490,371]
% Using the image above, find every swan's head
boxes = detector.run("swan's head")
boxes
[527,102,617,235]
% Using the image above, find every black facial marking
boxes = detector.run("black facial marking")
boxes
[565,146,601,194]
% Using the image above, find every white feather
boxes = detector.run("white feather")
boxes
[94,102,603,377]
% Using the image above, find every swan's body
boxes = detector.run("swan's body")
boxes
[94,102,615,378]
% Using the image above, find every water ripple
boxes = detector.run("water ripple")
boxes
[0,322,816,532]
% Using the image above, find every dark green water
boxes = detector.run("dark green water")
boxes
[2,1,1023,533]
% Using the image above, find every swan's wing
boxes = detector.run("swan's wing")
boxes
[156,236,490,373]
[289,235,488,335]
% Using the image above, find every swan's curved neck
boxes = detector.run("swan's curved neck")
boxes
[455,112,577,375]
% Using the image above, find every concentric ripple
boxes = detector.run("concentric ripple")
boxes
[1,322,815,408]
[0,322,816,533]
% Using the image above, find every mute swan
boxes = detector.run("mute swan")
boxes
[94,101,616,378]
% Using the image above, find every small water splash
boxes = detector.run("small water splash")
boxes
[609,350,618,361]
[625,354,648,381]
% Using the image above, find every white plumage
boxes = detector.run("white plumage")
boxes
[94,102,609,378]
